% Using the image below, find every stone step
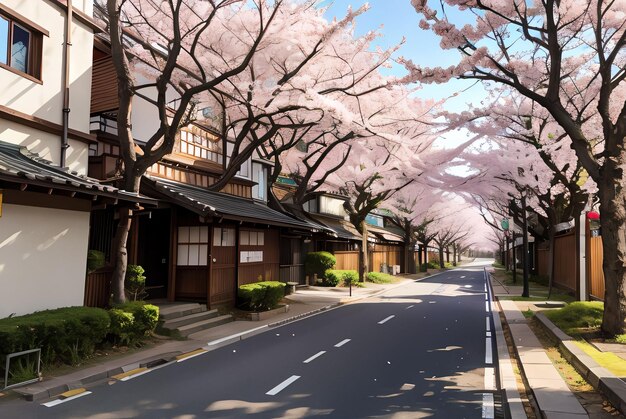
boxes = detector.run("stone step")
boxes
[177,315,234,337]
[162,309,219,330]
[159,303,206,320]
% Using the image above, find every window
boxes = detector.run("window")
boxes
[240,251,263,263]
[320,196,347,217]
[0,10,43,80]
[240,230,264,246]
[252,162,267,201]
[179,127,221,163]
[177,226,209,266]
[213,227,235,247]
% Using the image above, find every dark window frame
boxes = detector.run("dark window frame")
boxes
[0,5,46,83]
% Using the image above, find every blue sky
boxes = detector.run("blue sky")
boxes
[321,0,486,113]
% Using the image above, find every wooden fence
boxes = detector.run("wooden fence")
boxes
[84,267,112,308]
[335,251,360,271]
[588,234,604,300]
[553,232,577,292]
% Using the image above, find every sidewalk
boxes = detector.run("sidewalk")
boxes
[10,274,422,402]
[490,269,622,418]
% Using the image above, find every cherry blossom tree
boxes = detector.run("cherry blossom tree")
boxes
[409,0,626,334]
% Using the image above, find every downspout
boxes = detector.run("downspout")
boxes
[60,0,72,167]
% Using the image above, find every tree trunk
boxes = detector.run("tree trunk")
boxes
[111,207,132,304]
[453,245,457,267]
[547,228,556,299]
[598,176,626,336]
[417,244,423,272]
[360,220,369,282]
[439,247,444,269]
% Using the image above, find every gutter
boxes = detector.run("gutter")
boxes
[60,0,72,167]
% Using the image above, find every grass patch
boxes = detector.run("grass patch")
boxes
[574,340,626,377]
[544,301,604,336]
[522,309,534,318]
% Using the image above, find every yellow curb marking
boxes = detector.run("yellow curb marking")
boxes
[176,348,208,361]
[111,367,148,381]
[60,388,86,399]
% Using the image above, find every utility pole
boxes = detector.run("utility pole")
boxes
[521,194,530,297]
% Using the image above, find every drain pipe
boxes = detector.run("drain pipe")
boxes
[60,0,73,168]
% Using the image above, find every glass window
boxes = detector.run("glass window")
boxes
[252,163,266,201]
[177,226,209,266]
[11,23,29,73]
[0,17,8,65]
[213,227,235,247]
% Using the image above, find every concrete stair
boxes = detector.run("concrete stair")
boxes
[158,303,233,337]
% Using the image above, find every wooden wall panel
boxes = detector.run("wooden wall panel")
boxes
[537,247,549,277]
[553,232,577,292]
[588,236,605,300]
[84,268,112,308]
[238,228,280,284]
[335,251,359,271]
[210,267,235,305]
[91,57,119,114]
[175,267,207,299]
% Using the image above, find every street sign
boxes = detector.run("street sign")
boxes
[500,218,509,230]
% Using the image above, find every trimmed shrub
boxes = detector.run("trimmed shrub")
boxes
[87,249,106,273]
[0,307,110,367]
[427,260,440,269]
[324,270,359,287]
[367,272,395,284]
[305,251,336,279]
[108,301,159,346]
[238,281,286,311]
[125,265,147,301]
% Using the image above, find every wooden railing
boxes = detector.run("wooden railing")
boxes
[84,267,112,308]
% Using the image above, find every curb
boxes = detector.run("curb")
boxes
[487,271,527,419]
[536,312,626,415]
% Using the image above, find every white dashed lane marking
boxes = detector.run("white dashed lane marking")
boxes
[378,315,395,325]
[266,375,301,396]
[303,351,326,364]
[335,339,351,348]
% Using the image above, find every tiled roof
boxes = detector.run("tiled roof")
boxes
[310,214,362,241]
[146,177,321,230]
[0,141,149,202]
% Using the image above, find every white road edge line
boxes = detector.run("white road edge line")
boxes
[482,393,495,418]
[378,315,395,325]
[303,351,326,364]
[176,351,207,363]
[266,375,301,396]
[43,391,92,407]
[485,338,493,364]
[335,339,351,348]
[486,317,490,331]
[485,301,490,312]
[120,369,152,382]
[484,366,495,390]
[208,325,268,346]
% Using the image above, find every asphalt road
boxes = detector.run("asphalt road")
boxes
[2,259,502,418]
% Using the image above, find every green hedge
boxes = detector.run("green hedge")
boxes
[0,307,110,367]
[108,302,159,346]
[305,251,336,279]
[324,270,359,287]
[367,272,395,284]
[238,281,286,311]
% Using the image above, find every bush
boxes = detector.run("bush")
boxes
[367,272,395,284]
[238,281,286,311]
[324,270,359,287]
[108,301,159,346]
[427,260,440,269]
[305,252,336,279]
[0,307,110,368]
[87,249,106,273]
[125,265,147,301]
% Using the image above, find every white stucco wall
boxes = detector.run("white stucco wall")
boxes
[0,0,93,174]
[0,203,90,318]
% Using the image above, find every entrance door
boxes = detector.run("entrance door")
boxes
[137,209,171,299]
[209,225,237,306]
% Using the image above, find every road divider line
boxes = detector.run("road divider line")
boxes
[378,315,395,325]
[43,390,92,407]
[176,348,208,362]
[406,305,414,309]
[266,375,301,396]
[335,339,351,348]
[303,351,326,364]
